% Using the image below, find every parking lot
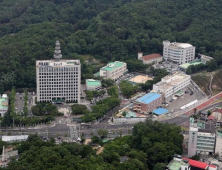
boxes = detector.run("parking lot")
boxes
[166,83,206,113]
[15,92,35,115]
[153,61,179,73]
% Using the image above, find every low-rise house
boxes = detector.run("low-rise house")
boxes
[166,154,217,170]
[86,79,102,91]
[138,53,162,64]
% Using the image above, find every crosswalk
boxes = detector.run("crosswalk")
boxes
[69,125,79,140]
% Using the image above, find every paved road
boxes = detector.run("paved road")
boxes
[3,100,222,139]
[161,101,222,126]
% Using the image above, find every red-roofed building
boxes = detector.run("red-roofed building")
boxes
[138,52,162,64]
[182,158,209,169]
[208,116,215,120]
[213,109,222,114]
[166,155,217,170]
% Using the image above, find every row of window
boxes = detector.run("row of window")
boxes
[38,67,79,72]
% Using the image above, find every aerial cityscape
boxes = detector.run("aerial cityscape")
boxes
[0,0,222,170]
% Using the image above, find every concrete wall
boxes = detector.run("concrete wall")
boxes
[113,117,147,124]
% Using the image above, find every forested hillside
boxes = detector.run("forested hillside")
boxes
[1,0,222,91]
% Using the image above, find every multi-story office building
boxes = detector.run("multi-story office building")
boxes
[188,123,216,157]
[163,40,195,64]
[0,94,8,117]
[133,92,163,114]
[99,61,127,80]
[153,72,190,99]
[36,41,81,103]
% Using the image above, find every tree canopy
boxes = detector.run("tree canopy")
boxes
[0,0,222,91]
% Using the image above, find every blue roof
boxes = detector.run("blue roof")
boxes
[136,92,161,104]
[153,108,169,115]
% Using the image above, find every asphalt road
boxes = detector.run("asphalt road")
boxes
[3,101,222,139]
[160,101,222,125]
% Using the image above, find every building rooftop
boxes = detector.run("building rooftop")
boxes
[198,123,216,133]
[166,159,185,170]
[152,108,169,115]
[179,60,204,69]
[154,72,190,90]
[136,92,161,104]
[140,53,162,61]
[0,96,8,110]
[36,59,80,66]
[208,116,215,120]
[100,61,125,71]
[182,158,208,169]
[199,54,213,60]
[166,155,217,170]
[168,42,193,49]
[86,79,101,87]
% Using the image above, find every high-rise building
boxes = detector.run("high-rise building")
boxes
[163,40,195,64]
[36,41,81,103]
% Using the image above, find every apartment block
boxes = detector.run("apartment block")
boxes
[36,41,81,103]
[99,61,127,80]
[163,40,195,64]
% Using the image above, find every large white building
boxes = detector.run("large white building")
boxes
[188,122,216,157]
[99,61,127,80]
[36,41,81,103]
[163,40,195,64]
[153,72,191,99]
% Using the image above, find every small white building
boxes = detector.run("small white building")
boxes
[163,40,195,64]
[138,53,162,64]
[199,54,213,64]
[99,61,127,80]
[2,135,29,142]
[153,72,191,99]
[0,94,8,117]
[86,79,102,91]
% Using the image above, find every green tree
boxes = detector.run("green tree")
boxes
[97,129,108,138]
[71,104,89,115]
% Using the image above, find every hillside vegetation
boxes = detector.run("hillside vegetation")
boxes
[0,0,222,90]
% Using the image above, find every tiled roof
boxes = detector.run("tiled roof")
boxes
[140,53,162,61]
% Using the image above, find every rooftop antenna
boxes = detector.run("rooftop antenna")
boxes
[54,40,62,60]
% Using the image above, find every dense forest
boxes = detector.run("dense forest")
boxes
[1,120,183,170]
[0,0,222,91]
